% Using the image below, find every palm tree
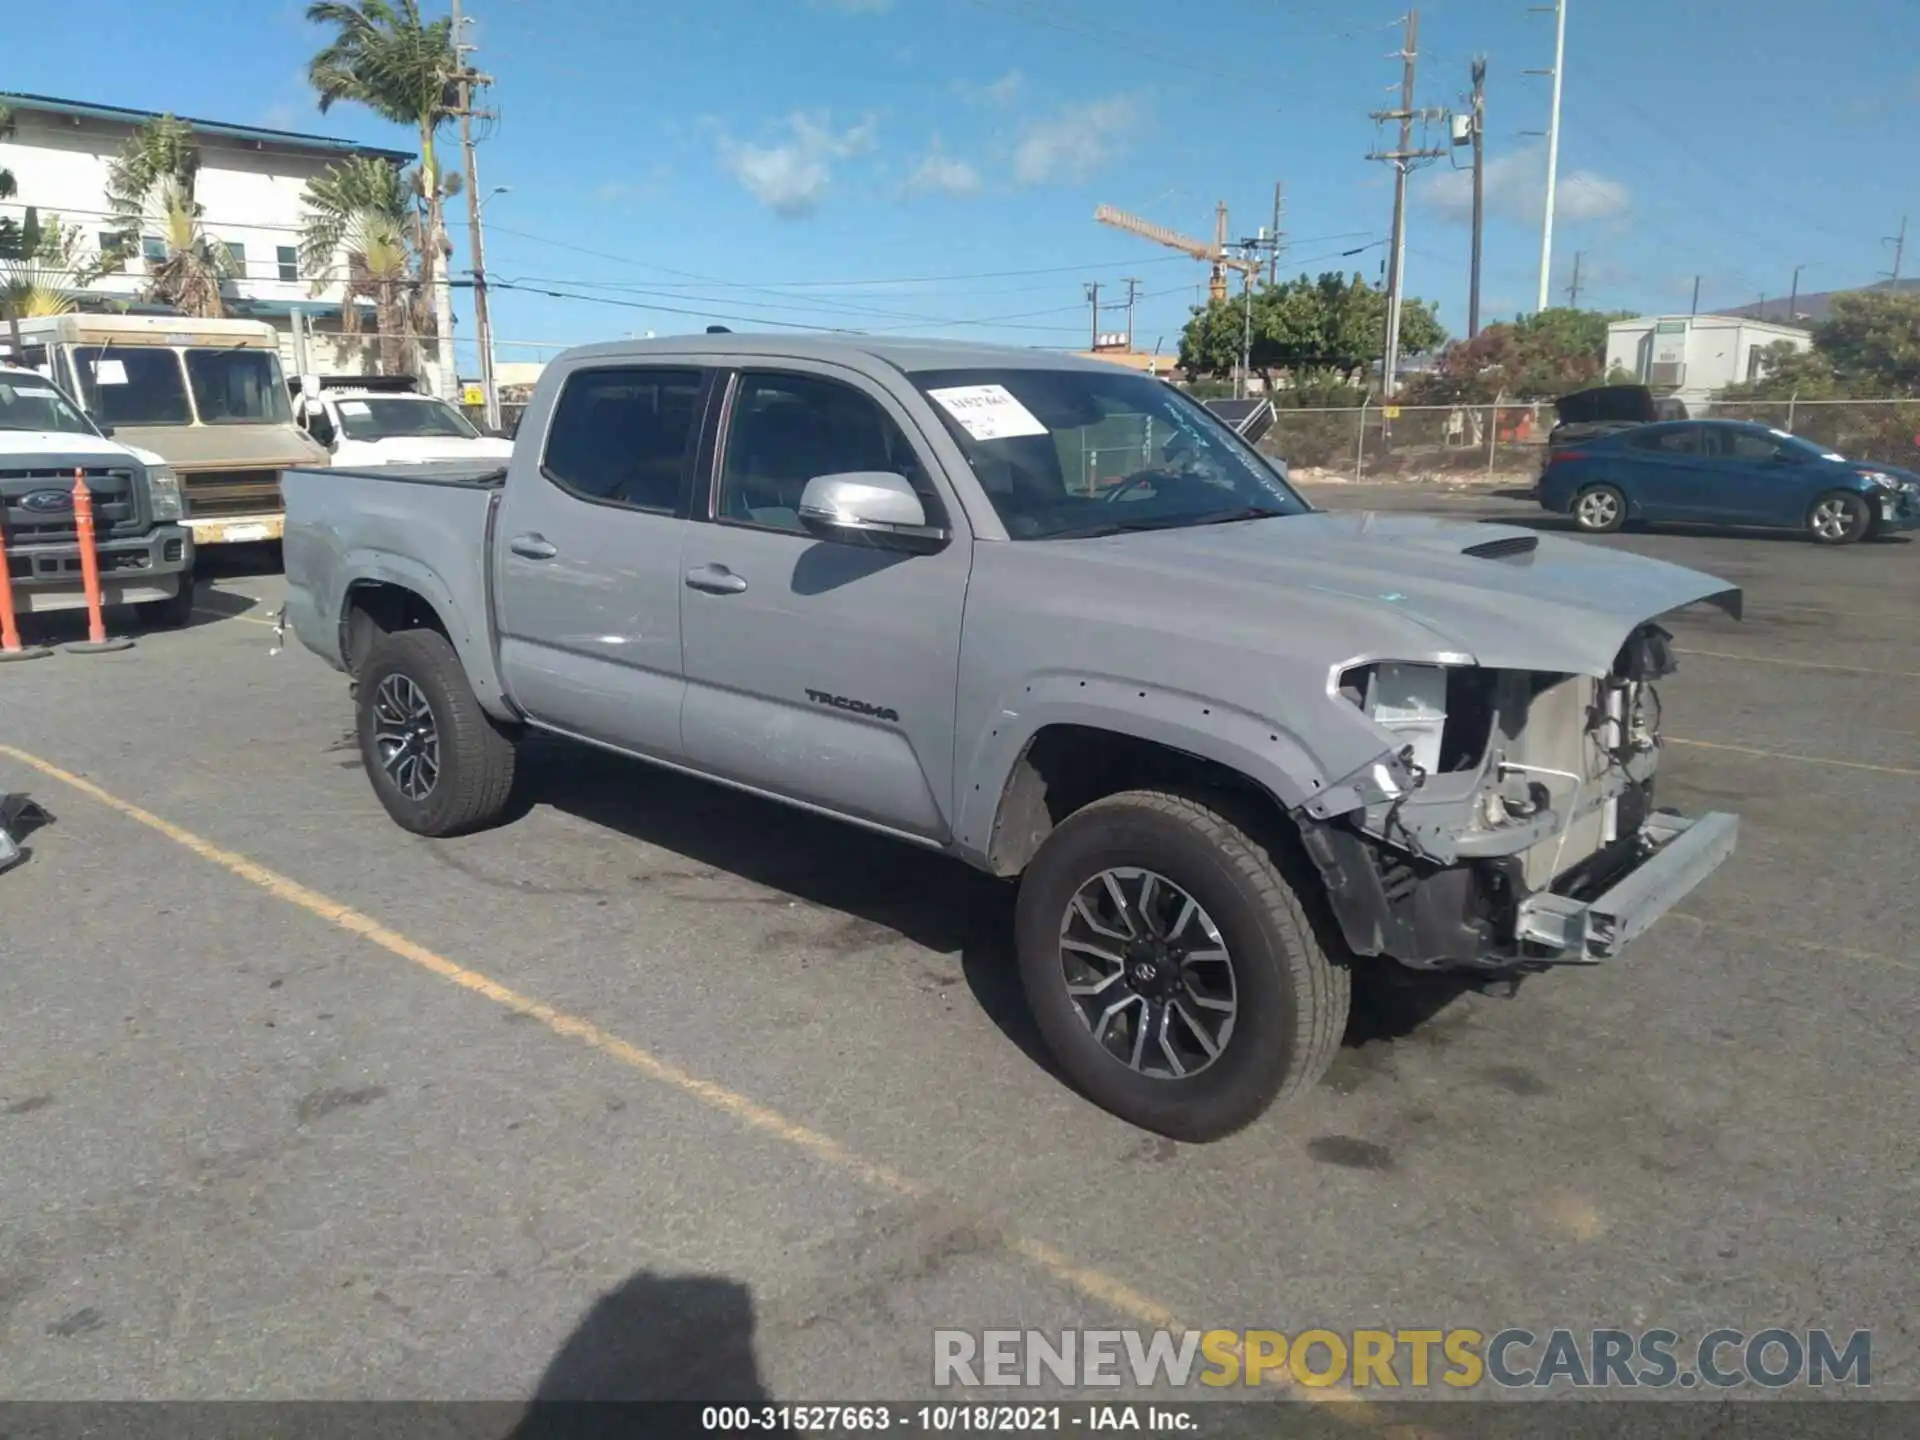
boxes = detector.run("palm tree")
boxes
[101,115,236,318]
[306,0,462,395]
[2,215,88,320]
[299,156,426,374]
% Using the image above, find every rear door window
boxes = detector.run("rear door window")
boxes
[540,367,706,514]
[74,347,192,425]
[1628,425,1700,456]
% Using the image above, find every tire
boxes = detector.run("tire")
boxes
[1806,489,1871,545]
[1571,483,1627,534]
[1013,789,1349,1142]
[134,571,196,630]
[356,627,517,836]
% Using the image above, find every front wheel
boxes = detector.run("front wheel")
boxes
[1807,490,1871,545]
[1014,790,1349,1142]
[1572,483,1627,533]
[357,627,517,836]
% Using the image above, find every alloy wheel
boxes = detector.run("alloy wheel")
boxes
[372,673,441,801]
[1810,497,1856,542]
[1576,489,1620,529]
[1057,867,1237,1080]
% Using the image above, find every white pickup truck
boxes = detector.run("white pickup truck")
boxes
[294,374,514,469]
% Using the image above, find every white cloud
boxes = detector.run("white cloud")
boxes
[716,112,878,217]
[1011,96,1140,187]
[1425,145,1630,226]
[904,139,982,198]
[595,180,630,203]
[955,69,1023,107]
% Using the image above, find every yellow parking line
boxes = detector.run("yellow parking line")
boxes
[0,742,1419,1425]
[1666,736,1920,777]
[1681,648,1920,680]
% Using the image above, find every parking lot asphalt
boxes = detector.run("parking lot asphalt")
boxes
[1,487,1915,1412]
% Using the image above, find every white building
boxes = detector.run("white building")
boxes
[0,91,416,375]
[1605,314,1813,406]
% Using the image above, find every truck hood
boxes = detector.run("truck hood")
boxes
[0,429,146,466]
[1049,511,1742,677]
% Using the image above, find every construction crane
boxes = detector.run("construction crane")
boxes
[1094,200,1260,305]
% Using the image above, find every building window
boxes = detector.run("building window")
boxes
[141,235,166,265]
[96,232,127,272]
[225,241,246,273]
[276,245,299,282]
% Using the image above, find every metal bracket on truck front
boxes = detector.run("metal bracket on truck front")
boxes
[1515,810,1739,962]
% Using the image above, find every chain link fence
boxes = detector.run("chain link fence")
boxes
[1255,397,1920,484]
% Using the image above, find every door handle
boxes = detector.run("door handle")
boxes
[509,533,557,560]
[685,564,748,595]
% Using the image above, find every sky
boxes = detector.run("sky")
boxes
[11,0,1920,374]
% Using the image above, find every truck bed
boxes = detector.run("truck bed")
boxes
[279,462,510,710]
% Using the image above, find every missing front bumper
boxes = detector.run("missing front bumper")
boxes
[1515,810,1739,961]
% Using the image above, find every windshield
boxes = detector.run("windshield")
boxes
[0,373,101,435]
[185,347,293,425]
[74,347,193,426]
[335,395,482,442]
[911,367,1308,539]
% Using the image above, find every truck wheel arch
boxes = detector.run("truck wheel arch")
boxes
[341,580,453,675]
[976,719,1319,878]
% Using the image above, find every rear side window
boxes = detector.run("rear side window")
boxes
[1628,426,1699,456]
[73,347,192,426]
[541,367,704,513]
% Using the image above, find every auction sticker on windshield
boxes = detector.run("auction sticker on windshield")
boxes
[927,384,1048,441]
[339,401,372,416]
[90,359,129,386]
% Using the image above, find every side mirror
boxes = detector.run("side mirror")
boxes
[97,423,116,438]
[797,471,948,553]
[794,474,944,552]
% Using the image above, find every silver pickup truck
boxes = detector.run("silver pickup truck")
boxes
[281,335,1741,1141]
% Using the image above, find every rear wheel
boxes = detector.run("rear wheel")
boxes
[1807,490,1871,545]
[1572,483,1627,534]
[1014,790,1348,1142]
[356,627,517,836]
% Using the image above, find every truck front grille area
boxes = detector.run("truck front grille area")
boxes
[182,470,283,520]
[0,467,144,548]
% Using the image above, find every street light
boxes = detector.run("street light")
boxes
[479,184,510,212]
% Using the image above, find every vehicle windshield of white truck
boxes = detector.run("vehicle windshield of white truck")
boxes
[336,395,481,442]
[911,367,1309,539]
[0,372,99,435]
[73,346,292,427]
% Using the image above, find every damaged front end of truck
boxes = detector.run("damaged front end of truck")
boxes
[1293,584,1741,976]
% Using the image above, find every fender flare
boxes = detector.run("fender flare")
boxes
[339,549,511,717]
[950,673,1336,868]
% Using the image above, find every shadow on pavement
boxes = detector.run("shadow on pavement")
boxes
[507,1269,766,1437]
[512,739,1058,1080]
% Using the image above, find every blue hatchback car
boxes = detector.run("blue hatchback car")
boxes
[1537,420,1920,545]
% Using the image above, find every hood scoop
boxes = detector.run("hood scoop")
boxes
[1461,534,1539,561]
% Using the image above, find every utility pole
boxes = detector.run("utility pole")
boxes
[1564,250,1583,306]
[1123,277,1142,350]
[1882,216,1908,282]
[1468,56,1486,338]
[1367,10,1447,398]
[1788,263,1804,321]
[1690,275,1701,317]
[450,0,500,430]
[1527,0,1568,313]
[1238,267,1255,399]
[1085,281,1102,351]
[1269,182,1285,286]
